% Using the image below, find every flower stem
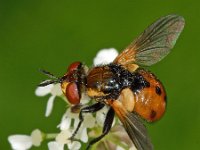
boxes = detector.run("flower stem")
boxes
[45,133,58,140]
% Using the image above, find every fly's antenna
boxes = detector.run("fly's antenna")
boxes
[38,69,62,87]
[39,69,58,79]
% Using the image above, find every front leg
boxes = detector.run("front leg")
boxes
[70,102,105,140]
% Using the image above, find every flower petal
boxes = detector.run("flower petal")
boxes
[45,95,56,117]
[56,130,71,145]
[80,93,90,104]
[35,84,53,96]
[93,48,118,66]
[83,114,95,128]
[8,135,32,150]
[68,141,81,150]
[51,84,63,96]
[57,108,79,131]
[73,117,80,128]
[66,107,79,119]
[48,141,64,150]
[31,129,42,147]
[78,127,88,143]
[58,116,71,131]
[96,106,109,127]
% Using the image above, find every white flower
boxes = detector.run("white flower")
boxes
[96,106,109,127]
[30,129,43,146]
[49,140,81,150]
[8,129,42,150]
[8,135,32,150]
[76,113,96,143]
[55,130,81,150]
[58,107,96,143]
[48,141,64,150]
[96,105,117,128]
[68,141,81,150]
[58,108,79,131]
[93,48,118,66]
[35,83,63,117]
[56,130,71,145]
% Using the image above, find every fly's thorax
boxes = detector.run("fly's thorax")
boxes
[86,65,121,98]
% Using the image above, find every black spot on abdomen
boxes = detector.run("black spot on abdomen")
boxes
[150,110,157,119]
[155,86,162,95]
[164,95,167,102]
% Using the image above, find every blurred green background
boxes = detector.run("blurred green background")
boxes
[0,0,199,149]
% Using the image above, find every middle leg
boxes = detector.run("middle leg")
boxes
[86,107,115,150]
[70,102,105,140]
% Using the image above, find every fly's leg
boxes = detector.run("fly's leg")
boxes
[69,102,105,140]
[86,107,115,150]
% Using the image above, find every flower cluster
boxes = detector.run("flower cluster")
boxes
[8,48,136,150]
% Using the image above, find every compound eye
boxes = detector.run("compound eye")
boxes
[65,82,80,105]
[68,61,81,72]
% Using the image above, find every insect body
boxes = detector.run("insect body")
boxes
[86,63,166,122]
[39,14,185,150]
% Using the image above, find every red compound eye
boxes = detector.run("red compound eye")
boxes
[68,61,81,72]
[65,82,80,105]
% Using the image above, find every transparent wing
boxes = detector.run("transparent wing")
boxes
[114,14,185,66]
[108,98,153,150]
[121,112,153,150]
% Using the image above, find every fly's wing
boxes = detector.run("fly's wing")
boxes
[114,14,185,66]
[122,111,153,150]
[108,100,153,150]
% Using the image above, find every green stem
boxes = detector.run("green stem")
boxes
[44,133,58,140]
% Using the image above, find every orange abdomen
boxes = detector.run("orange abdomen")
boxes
[134,69,167,122]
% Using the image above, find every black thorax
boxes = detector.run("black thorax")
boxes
[104,63,149,99]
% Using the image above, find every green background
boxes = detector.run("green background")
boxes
[0,0,199,149]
